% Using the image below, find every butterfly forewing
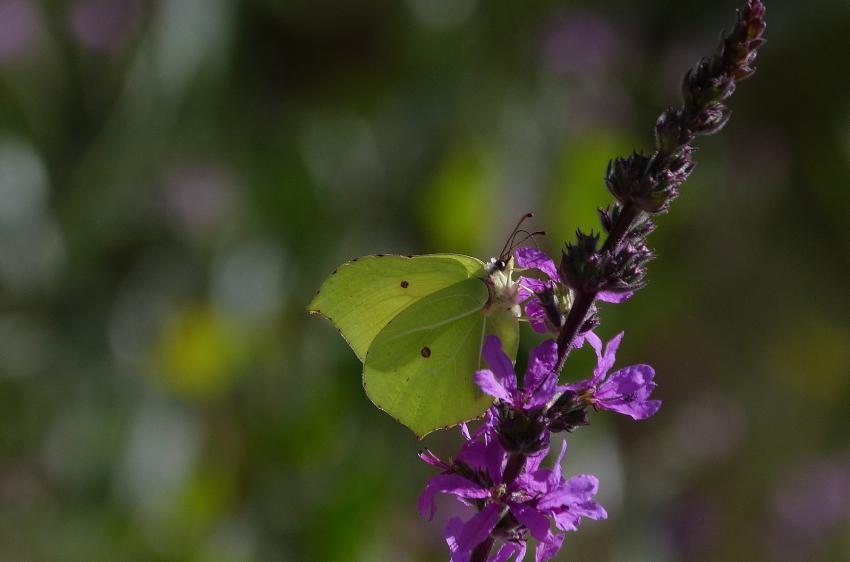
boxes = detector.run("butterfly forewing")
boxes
[308,254,484,361]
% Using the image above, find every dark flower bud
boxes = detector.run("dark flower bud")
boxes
[724,0,767,72]
[627,216,657,240]
[636,178,679,214]
[683,61,736,111]
[598,203,623,234]
[579,307,600,336]
[605,152,651,204]
[655,108,692,156]
[591,236,654,294]
[548,409,590,433]
[492,512,523,540]
[546,391,590,433]
[536,286,564,331]
[559,230,603,292]
[495,403,548,455]
[604,149,690,214]
[691,101,732,135]
[667,147,696,182]
[681,0,765,123]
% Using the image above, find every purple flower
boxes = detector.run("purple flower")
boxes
[515,246,621,339]
[597,288,634,304]
[475,336,559,411]
[514,247,564,335]
[562,331,661,420]
[514,247,559,281]
[420,435,606,562]
[418,420,506,522]
[506,442,607,560]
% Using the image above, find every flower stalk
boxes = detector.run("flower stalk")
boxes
[554,0,766,371]
[420,2,766,560]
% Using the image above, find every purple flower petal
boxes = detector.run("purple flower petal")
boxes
[513,469,550,496]
[535,532,565,562]
[524,297,551,333]
[562,474,600,498]
[490,542,523,562]
[552,510,581,532]
[597,365,648,398]
[571,500,608,520]
[545,440,568,488]
[597,290,634,304]
[524,340,558,402]
[510,503,551,542]
[419,474,489,520]
[457,439,489,472]
[612,363,655,385]
[418,449,450,470]
[584,331,603,357]
[514,247,558,280]
[458,504,502,551]
[598,332,623,377]
[518,276,547,300]
[525,433,551,472]
[445,517,471,562]
[558,379,591,394]
[515,541,527,562]
[527,374,556,409]
[475,369,514,403]
[600,398,662,420]
[485,437,506,485]
[594,364,661,420]
[555,439,568,467]
[482,336,518,396]
[537,474,599,511]
[552,498,607,532]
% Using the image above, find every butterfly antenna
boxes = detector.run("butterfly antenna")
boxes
[510,229,547,253]
[499,213,534,260]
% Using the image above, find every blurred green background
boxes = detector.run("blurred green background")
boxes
[1,0,848,560]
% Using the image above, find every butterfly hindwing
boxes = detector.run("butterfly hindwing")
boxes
[364,278,520,437]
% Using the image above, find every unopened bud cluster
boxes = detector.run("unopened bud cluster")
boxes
[559,0,766,309]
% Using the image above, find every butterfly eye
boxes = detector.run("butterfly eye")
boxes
[495,259,507,271]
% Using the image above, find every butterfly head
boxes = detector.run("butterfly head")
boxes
[485,213,545,316]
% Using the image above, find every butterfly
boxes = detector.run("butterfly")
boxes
[308,215,542,437]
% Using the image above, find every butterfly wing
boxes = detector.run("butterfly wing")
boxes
[308,254,483,361]
[364,278,519,437]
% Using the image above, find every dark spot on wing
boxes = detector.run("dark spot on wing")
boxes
[400,280,409,288]
[421,346,431,358]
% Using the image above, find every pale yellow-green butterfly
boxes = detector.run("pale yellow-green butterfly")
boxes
[308,215,542,437]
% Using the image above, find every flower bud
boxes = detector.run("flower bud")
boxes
[495,403,548,455]
[655,108,692,156]
[691,101,732,135]
[559,231,603,292]
[546,391,590,433]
